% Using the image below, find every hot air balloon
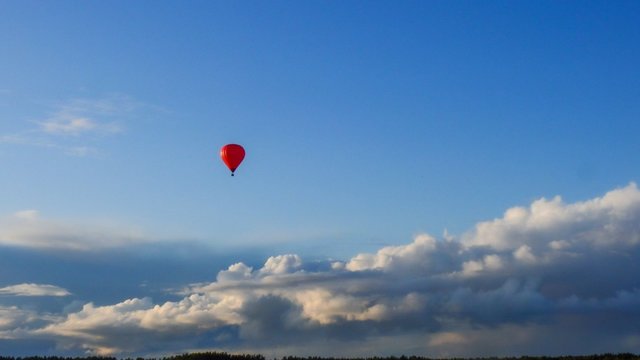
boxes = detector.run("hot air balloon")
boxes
[220,144,245,176]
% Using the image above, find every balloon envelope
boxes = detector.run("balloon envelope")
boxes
[220,144,245,175]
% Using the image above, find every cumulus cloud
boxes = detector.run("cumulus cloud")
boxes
[0,284,71,297]
[0,210,150,251]
[5,183,640,356]
[259,254,303,275]
[0,307,37,333]
[462,182,640,251]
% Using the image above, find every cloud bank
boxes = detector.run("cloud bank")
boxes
[4,183,640,356]
[0,210,150,251]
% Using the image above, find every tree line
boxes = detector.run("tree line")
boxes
[0,352,638,360]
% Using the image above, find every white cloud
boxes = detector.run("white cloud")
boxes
[259,254,302,275]
[217,263,254,282]
[38,114,121,137]
[0,306,35,332]
[459,254,504,277]
[14,209,39,220]
[0,210,150,251]
[0,305,61,340]
[345,233,453,273]
[0,283,71,297]
[463,182,640,251]
[294,288,380,324]
[40,118,98,135]
[4,183,640,356]
[38,95,138,136]
[38,97,129,137]
[549,239,570,250]
[483,254,504,270]
[1,94,148,156]
[513,245,537,264]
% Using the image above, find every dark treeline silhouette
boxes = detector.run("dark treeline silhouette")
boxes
[279,354,639,360]
[1,352,639,360]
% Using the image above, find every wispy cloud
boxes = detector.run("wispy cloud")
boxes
[41,117,98,135]
[36,96,130,136]
[0,284,71,297]
[5,183,638,356]
[0,133,101,157]
[0,94,145,156]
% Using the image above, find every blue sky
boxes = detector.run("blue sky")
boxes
[1,0,640,357]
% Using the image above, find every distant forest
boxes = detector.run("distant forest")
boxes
[0,352,639,360]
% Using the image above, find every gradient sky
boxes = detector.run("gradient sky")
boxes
[1,0,640,357]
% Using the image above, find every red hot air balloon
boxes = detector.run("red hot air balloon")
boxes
[220,144,245,176]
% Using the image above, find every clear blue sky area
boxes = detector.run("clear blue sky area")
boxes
[2,1,638,253]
